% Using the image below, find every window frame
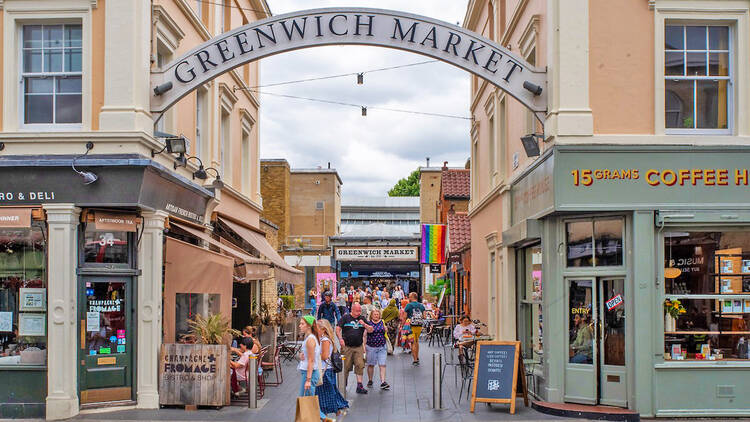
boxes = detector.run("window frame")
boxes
[19,22,83,130]
[663,22,733,135]
[564,216,626,269]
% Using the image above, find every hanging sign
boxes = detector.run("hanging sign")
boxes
[0,207,31,228]
[94,211,138,232]
[606,294,624,311]
[470,341,529,414]
[421,224,446,264]
[430,264,442,273]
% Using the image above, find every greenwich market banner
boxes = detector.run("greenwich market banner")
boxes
[335,247,418,261]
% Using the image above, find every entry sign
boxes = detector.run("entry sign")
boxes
[606,294,624,311]
[430,264,441,273]
[470,341,529,414]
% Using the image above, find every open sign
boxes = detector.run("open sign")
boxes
[606,294,623,311]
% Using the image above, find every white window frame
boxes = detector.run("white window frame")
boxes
[653,1,749,136]
[195,86,208,159]
[240,116,253,195]
[9,14,90,132]
[664,23,733,135]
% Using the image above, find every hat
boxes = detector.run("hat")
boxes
[302,315,316,326]
[324,291,332,297]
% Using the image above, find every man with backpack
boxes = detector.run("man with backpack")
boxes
[317,291,341,327]
[403,292,426,366]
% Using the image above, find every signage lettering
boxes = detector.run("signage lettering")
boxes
[165,203,201,222]
[335,247,418,261]
[0,191,55,202]
[152,9,545,116]
[571,168,750,187]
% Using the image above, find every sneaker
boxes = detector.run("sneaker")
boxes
[412,360,420,366]
[356,384,368,394]
[380,382,390,390]
[367,380,373,388]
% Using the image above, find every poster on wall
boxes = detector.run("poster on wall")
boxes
[0,312,12,332]
[316,273,338,303]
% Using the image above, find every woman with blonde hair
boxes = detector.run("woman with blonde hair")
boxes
[316,319,348,418]
[364,308,390,390]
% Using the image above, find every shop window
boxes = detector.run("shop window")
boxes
[84,281,126,356]
[0,224,47,366]
[664,231,750,360]
[664,24,731,132]
[83,229,131,265]
[22,24,82,125]
[175,293,221,341]
[517,246,543,361]
[566,218,623,267]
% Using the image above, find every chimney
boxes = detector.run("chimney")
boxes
[327,162,331,169]
[442,161,448,170]
[426,157,430,167]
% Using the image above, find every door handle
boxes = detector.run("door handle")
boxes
[81,320,85,349]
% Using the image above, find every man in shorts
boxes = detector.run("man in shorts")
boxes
[336,303,368,394]
[404,292,426,366]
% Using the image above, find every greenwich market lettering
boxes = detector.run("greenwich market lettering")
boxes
[336,247,418,261]
[570,168,750,187]
[152,9,545,117]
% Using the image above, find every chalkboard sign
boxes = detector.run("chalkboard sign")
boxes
[470,341,528,414]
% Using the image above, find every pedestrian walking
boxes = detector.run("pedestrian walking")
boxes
[364,309,390,390]
[380,291,390,309]
[297,315,326,421]
[361,295,376,320]
[316,319,349,418]
[308,288,317,315]
[392,285,404,306]
[337,287,348,316]
[404,292,426,366]
[336,303,368,394]
[382,299,399,354]
[317,291,341,327]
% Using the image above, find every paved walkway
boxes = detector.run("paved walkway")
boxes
[70,341,579,422]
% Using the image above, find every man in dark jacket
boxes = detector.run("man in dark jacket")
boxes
[317,290,341,326]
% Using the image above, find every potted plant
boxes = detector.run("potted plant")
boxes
[159,313,238,407]
[663,298,685,332]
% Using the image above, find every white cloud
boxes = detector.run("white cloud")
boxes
[259,0,471,197]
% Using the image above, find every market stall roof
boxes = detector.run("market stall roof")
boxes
[218,217,304,285]
[170,221,271,280]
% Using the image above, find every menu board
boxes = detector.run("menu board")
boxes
[470,341,528,414]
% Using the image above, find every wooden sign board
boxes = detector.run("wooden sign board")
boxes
[159,343,230,406]
[470,340,529,414]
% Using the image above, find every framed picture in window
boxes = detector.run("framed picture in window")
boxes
[19,288,46,312]
[19,313,46,337]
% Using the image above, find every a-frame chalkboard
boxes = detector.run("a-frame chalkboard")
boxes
[469,340,529,414]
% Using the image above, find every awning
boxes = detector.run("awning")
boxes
[218,217,304,285]
[170,221,271,280]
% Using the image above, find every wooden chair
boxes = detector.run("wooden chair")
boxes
[261,343,283,386]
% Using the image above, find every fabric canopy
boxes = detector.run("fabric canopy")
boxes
[218,217,304,285]
[170,221,271,280]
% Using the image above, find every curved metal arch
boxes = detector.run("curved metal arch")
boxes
[151,8,546,121]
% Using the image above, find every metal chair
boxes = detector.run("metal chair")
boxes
[262,343,283,386]
[457,347,474,404]
[256,347,269,399]
[441,343,460,388]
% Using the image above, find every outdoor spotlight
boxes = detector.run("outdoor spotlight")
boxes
[523,81,543,96]
[357,73,364,85]
[206,167,224,189]
[72,142,99,185]
[361,106,367,116]
[520,133,543,157]
[152,132,188,157]
[153,81,173,96]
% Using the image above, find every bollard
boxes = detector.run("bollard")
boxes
[337,356,347,399]
[248,356,258,409]
[432,353,442,409]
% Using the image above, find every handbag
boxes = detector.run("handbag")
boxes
[330,350,343,373]
[384,331,394,354]
[295,394,321,422]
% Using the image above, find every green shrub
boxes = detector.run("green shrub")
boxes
[280,294,295,310]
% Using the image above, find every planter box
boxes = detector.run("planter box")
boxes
[159,343,230,406]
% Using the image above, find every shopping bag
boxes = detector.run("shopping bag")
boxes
[384,331,394,354]
[295,394,321,422]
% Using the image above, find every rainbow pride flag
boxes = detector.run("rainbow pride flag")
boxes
[421,224,446,264]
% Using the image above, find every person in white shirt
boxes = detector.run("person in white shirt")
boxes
[380,291,390,309]
[453,315,477,342]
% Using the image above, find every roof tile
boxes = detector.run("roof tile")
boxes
[447,213,471,253]
[441,169,470,199]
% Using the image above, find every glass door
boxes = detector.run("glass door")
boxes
[79,277,133,404]
[599,278,626,407]
[564,278,597,404]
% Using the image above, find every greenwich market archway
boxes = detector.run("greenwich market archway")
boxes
[150,8,546,121]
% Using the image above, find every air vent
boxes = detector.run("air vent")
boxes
[717,385,735,398]
[315,201,324,210]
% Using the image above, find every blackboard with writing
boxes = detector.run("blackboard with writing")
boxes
[470,341,528,414]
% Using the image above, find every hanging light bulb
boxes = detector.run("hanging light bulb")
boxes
[357,73,364,85]
[361,106,367,116]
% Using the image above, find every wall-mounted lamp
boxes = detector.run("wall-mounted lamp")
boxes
[152,132,187,157]
[0,142,5,151]
[520,133,544,157]
[187,156,207,180]
[357,73,364,85]
[205,167,224,189]
[72,142,98,185]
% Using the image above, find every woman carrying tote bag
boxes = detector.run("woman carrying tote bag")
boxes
[296,316,327,422]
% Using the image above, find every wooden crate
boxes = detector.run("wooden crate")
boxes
[159,343,230,406]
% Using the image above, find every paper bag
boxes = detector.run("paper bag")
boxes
[295,395,320,422]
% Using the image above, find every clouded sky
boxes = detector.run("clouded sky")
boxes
[259,0,471,197]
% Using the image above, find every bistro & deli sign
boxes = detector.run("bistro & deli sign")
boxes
[335,247,418,261]
[151,8,545,116]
